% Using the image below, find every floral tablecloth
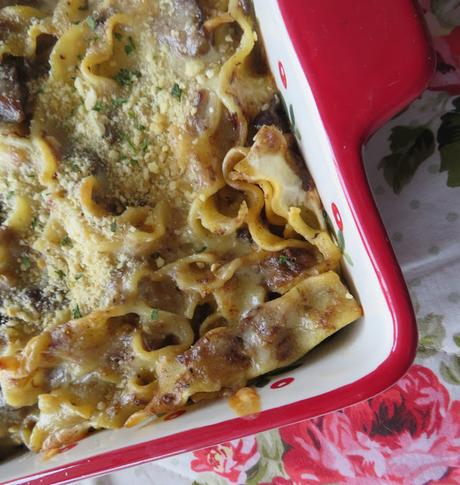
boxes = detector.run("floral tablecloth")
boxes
[79,3,460,484]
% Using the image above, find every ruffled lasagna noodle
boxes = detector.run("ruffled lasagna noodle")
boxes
[0,0,361,456]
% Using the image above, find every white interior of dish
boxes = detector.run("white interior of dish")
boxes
[2,2,394,482]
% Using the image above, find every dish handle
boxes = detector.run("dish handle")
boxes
[278,0,435,150]
[278,0,434,373]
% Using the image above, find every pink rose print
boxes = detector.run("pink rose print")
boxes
[260,478,292,485]
[429,26,460,94]
[191,436,260,484]
[280,365,460,485]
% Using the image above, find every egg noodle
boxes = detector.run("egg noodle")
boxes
[0,0,361,456]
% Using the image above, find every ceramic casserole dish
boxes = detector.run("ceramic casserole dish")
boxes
[1,0,434,483]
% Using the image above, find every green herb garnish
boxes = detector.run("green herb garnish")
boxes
[112,97,127,107]
[56,269,66,279]
[279,255,288,264]
[114,68,141,87]
[110,221,117,232]
[93,101,105,112]
[197,246,207,253]
[150,308,159,320]
[21,256,31,270]
[75,273,84,281]
[171,83,182,100]
[86,16,96,30]
[60,236,73,247]
[114,32,123,41]
[124,135,136,152]
[141,138,149,153]
[124,36,135,55]
[72,304,82,319]
[6,191,14,199]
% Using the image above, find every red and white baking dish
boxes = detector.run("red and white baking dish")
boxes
[2,1,434,483]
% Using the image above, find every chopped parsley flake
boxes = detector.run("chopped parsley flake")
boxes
[112,97,127,106]
[114,68,141,87]
[75,273,84,281]
[72,304,82,319]
[60,236,73,247]
[86,16,96,30]
[279,255,288,264]
[123,134,136,152]
[151,308,159,320]
[56,269,66,279]
[110,221,117,232]
[21,256,31,270]
[197,246,207,253]
[141,139,149,153]
[124,36,135,55]
[171,83,182,100]
[114,32,123,41]
[6,191,14,199]
[92,101,105,112]
[31,217,39,230]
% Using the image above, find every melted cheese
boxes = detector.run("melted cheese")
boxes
[0,0,361,454]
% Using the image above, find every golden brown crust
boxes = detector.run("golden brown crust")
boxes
[0,0,361,453]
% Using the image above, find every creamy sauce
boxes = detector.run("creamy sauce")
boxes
[228,387,261,416]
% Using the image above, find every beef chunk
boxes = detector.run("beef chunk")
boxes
[260,248,317,292]
[0,57,27,123]
[248,95,290,141]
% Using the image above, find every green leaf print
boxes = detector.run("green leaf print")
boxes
[430,0,460,28]
[454,333,460,347]
[257,430,286,462]
[337,230,345,251]
[437,97,460,187]
[246,431,289,485]
[246,462,261,482]
[288,104,301,140]
[417,313,445,358]
[440,354,460,385]
[379,125,435,193]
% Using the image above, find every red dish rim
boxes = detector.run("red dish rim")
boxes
[7,1,434,483]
